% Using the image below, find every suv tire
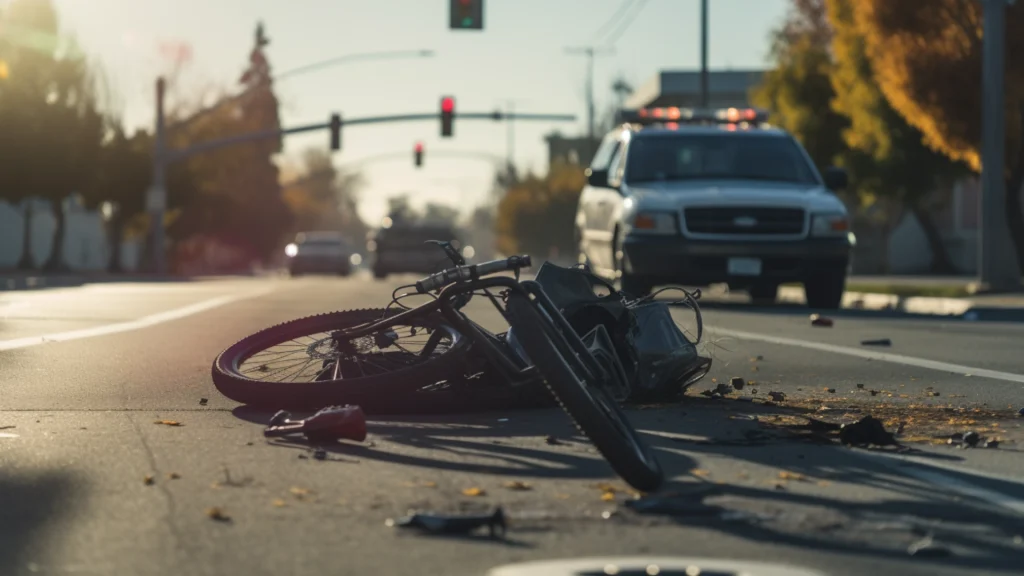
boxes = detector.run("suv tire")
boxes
[804,266,846,310]
[749,283,779,306]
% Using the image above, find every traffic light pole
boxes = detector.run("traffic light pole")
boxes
[146,101,574,273]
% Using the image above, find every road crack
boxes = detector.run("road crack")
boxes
[125,412,187,562]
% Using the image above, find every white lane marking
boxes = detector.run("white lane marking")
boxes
[710,327,1024,384]
[0,287,277,352]
[858,451,1024,516]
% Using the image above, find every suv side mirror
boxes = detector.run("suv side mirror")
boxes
[585,168,609,188]
[823,166,848,191]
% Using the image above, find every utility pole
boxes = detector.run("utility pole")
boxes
[978,0,1019,291]
[499,98,528,181]
[148,77,168,275]
[700,0,709,107]
[564,46,613,142]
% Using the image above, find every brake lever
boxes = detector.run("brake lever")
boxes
[426,240,465,266]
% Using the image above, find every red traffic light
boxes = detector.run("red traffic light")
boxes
[441,97,455,113]
[414,142,424,153]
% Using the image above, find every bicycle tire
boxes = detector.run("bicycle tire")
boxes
[505,292,664,492]
[212,308,472,411]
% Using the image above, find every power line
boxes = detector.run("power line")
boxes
[602,0,650,46]
[591,0,635,43]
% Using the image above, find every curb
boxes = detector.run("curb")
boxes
[778,286,1024,322]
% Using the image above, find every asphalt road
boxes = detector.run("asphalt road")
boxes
[2,274,1024,576]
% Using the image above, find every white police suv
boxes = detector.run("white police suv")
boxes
[575,107,853,309]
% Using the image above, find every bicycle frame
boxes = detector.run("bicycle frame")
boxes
[332,276,606,388]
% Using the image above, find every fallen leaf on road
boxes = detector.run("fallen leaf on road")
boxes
[462,487,486,497]
[153,420,182,426]
[778,471,807,481]
[601,492,616,501]
[272,499,287,507]
[199,398,208,406]
[690,469,710,477]
[206,507,230,522]
[167,472,181,480]
[289,487,314,500]
[504,481,532,491]
[144,475,155,486]
[593,482,627,493]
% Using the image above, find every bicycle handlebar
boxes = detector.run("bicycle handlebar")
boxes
[415,255,532,294]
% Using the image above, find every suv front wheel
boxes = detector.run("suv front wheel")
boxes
[804,266,847,310]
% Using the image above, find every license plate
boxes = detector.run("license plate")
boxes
[728,257,762,276]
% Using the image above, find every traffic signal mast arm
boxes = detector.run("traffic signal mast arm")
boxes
[164,110,575,164]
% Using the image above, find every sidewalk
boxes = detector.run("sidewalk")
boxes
[778,285,1024,322]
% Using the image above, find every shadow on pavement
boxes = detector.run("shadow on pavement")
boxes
[679,299,963,323]
[234,405,699,482]
[0,471,78,576]
[626,402,1024,573]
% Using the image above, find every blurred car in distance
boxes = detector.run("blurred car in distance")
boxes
[285,231,356,277]
[367,222,462,280]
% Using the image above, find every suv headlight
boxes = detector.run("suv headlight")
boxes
[811,213,849,237]
[630,212,676,235]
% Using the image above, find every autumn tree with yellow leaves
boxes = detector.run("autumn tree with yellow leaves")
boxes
[851,1,1024,272]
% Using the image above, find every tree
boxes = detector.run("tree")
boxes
[826,0,967,273]
[280,147,366,245]
[852,1,1024,273]
[751,0,849,172]
[0,0,104,271]
[496,161,585,260]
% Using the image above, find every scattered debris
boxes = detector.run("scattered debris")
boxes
[313,448,327,460]
[861,338,892,347]
[774,483,787,491]
[205,507,231,522]
[768,391,786,402]
[388,507,506,538]
[545,435,562,445]
[810,314,833,327]
[199,398,209,406]
[600,492,616,501]
[272,499,287,507]
[927,391,941,397]
[731,377,746,391]
[264,405,367,443]
[289,487,314,501]
[504,481,532,491]
[825,388,836,394]
[144,475,155,486]
[154,420,182,427]
[167,472,181,480]
[856,383,865,389]
[962,431,981,448]
[839,416,898,447]
[908,537,951,558]
[715,382,733,396]
[690,469,711,478]
[778,471,807,481]
[461,487,486,497]
[986,439,1000,449]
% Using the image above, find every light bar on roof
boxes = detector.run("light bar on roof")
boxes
[620,106,768,126]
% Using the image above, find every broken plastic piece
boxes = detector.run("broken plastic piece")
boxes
[839,416,898,447]
[263,405,367,443]
[389,507,506,538]
[962,431,980,447]
[809,314,833,327]
[861,338,892,346]
[730,377,745,391]
[715,382,733,395]
[768,391,786,402]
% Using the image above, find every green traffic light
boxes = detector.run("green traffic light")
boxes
[461,17,474,27]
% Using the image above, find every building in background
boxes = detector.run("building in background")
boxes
[624,69,766,110]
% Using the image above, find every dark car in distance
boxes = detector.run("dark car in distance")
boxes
[285,231,355,277]
[368,224,461,280]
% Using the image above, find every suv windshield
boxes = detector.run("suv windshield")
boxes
[625,133,819,185]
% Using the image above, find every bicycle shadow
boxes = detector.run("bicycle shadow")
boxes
[234,405,700,483]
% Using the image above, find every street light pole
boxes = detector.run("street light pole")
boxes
[700,0,709,108]
[978,0,1019,291]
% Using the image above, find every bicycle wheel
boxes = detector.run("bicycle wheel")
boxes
[212,308,471,411]
[505,292,664,492]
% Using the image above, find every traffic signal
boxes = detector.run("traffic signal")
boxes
[329,113,342,151]
[440,96,454,138]
[450,0,483,30]
[414,142,424,168]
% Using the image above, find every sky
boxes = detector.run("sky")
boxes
[49,0,790,225]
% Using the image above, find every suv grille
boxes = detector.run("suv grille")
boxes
[683,207,805,236]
